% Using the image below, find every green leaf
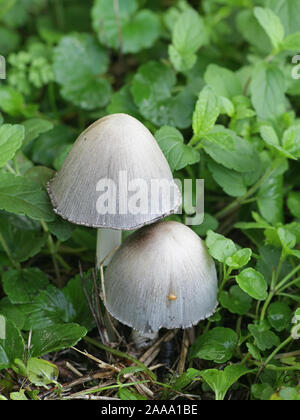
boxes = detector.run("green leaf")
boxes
[248,321,280,351]
[2,268,49,304]
[225,248,252,269]
[30,323,87,357]
[155,126,200,171]
[0,318,25,370]
[254,7,285,49]
[10,390,28,400]
[282,126,300,158]
[199,364,253,400]
[250,63,286,120]
[202,127,261,173]
[236,268,268,300]
[53,34,111,110]
[251,383,273,400]
[287,192,300,218]
[204,64,243,99]
[169,9,206,72]
[259,125,296,160]
[0,124,24,167]
[31,124,75,167]
[0,86,24,117]
[206,230,237,263]
[118,388,147,400]
[26,358,59,387]
[236,10,272,54]
[131,61,194,128]
[23,285,76,330]
[22,118,53,147]
[63,272,95,331]
[207,161,247,197]
[281,32,300,51]
[92,0,160,53]
[0,173,55,222]
[267,0,300,35]
[172,368,202,392]
[106,85,140,119]
[192,86,220,138]
[0,214,47,263]
[0,298,25,330]
[279,387,300,401]
[257,173,283,225]
[219,285,253,315]
[189,327,238,364]
[267,302,292,332]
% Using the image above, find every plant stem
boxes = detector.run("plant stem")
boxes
[214,165,276,220]
[83,336,156,380]
[0,232,21,270]
[40,220,62,287]
[264,336,293,367]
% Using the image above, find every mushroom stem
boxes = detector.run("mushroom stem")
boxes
[96,228,122,268]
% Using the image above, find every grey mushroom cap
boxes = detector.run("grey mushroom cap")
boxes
[104,221,218,333]
[47,114,181,230]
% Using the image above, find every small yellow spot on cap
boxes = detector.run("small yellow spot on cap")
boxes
[168,293,177,301]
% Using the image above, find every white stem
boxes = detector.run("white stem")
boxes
[96,228,122,268]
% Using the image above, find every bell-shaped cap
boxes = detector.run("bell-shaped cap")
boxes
[47,114,181,229]
[104,221,218,333]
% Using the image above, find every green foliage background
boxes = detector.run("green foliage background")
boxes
[0,0,300,400]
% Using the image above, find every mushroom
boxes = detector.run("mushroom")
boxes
[103,220,218,333]
[47,114,181,266]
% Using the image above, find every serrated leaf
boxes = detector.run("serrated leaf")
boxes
[202,126,261,173]
[24,285,76,330]
[248,321,280,351]
[22,118,53,147]
[204,64,243,99]
[207,161,247,197]
[257,173,283,225]
[53,34,111,110]
[192,86,220,137]
[30,323,87,357]
[267,0,300,35]
[155,126,200,171]
[0,124,24,167]
[251,63,286,120]
[254,7,285,49]
[189,327,238,364]
[131,61,194,128]
[0,318,25,370]
[287,192,300,218]
[92,0,160,53]
[0,173,55,222]
[169,9,206,72]
[2,268,49,304]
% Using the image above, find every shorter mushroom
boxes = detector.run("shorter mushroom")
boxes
[104,220,218,333]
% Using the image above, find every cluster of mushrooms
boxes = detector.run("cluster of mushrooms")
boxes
[47,113,218,340]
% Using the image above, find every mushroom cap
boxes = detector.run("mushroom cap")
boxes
[47,114,181,229]
[104,221,218,333]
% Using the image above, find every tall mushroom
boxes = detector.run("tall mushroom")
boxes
[104,220,218,333]
[47,113,181,266]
